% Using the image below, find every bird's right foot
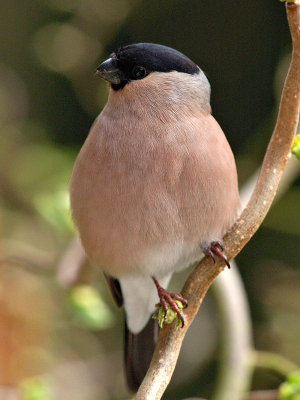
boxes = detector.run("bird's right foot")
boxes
[203,240,231,269]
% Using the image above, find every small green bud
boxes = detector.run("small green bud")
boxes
[291,135,300,161]
[153,300,184,328]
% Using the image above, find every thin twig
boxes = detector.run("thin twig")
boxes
[56,235,87,288]
[250,350,299,377]
[136,3,300,399]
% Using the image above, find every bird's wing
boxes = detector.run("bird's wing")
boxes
[103,273,123,308]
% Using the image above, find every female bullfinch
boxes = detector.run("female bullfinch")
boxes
[70,43,240,391]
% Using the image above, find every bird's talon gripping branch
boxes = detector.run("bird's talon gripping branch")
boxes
[152,276,188,328]
[204,241,231,269]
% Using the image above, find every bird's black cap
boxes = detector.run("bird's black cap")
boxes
[96,43,199,90]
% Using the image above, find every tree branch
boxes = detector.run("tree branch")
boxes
[136,3,300,399]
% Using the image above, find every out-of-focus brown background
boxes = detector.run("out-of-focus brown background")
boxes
[0,1,299,399]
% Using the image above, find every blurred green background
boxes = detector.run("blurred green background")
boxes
[0,1,299,399]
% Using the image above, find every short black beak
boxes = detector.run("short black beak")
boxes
[95,58,123,85]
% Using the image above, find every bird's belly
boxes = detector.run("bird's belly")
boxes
[71,170,222,279]
[72,193,199,277]
[81,223,202,279]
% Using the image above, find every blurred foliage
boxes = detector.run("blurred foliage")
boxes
[279,371,300,400]
[35,187,74,234]
[68,285,115,330]
[0,0,299,399]
[19,375,53,400]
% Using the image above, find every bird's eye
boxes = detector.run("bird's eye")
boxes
[132,66,147,79]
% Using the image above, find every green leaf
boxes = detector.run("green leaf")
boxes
[68,285,115,330]
[291,135,300,161]
[279,371,300,400]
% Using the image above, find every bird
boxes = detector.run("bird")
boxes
[69,42,240,392]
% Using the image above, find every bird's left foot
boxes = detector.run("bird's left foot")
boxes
[204,241,231,269]
[152,276,188,328]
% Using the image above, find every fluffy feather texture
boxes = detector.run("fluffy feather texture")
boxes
[70,69,240,333]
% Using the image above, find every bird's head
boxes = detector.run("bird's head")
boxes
[95,43,211,116]
[95,43,200,91]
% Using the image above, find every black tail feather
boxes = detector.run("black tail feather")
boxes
[124,317,158,392]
